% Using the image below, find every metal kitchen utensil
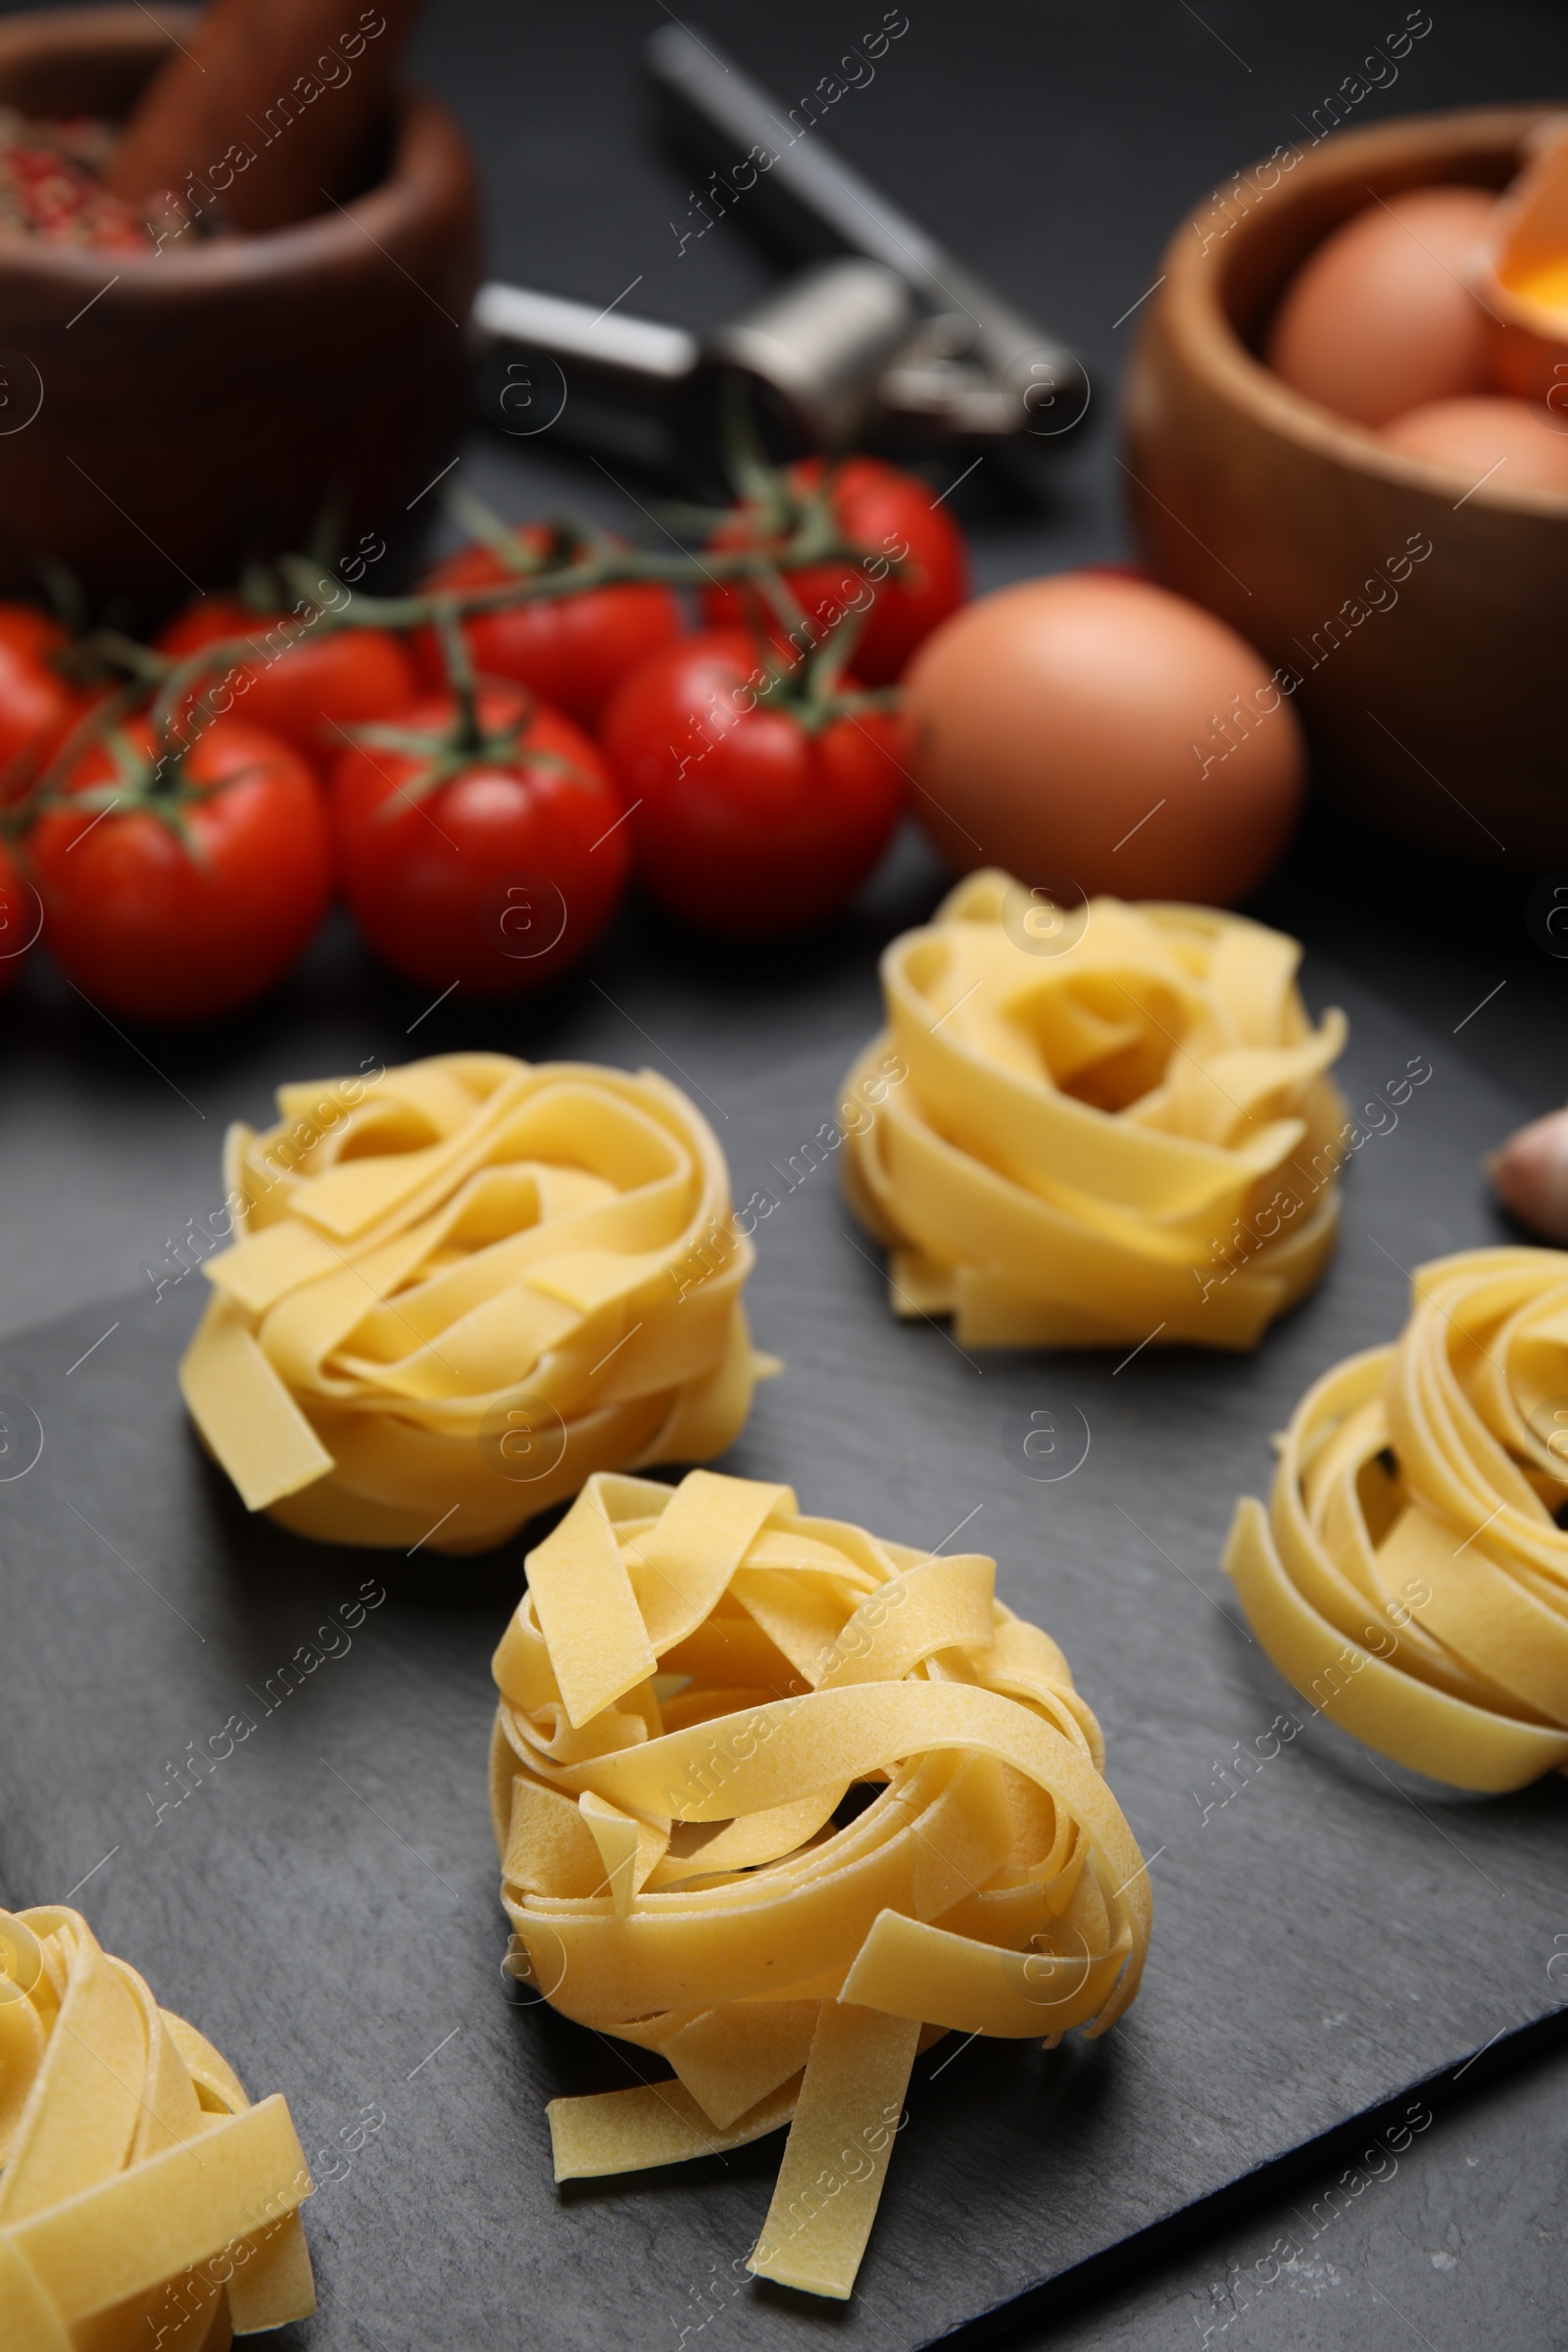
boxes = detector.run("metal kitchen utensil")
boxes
[470,24,1089,483]
[645,22,1090,450]
[473,257,922,482]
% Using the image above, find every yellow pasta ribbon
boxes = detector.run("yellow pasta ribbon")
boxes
[179,1053,770,1552]
[841,870,1348,1348]
[1224,1247,1568,1791]
[0,1906,314,2348]
[491,1467,1151,2300]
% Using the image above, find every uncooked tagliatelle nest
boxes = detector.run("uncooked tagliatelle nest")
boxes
[0,1906,314,2345]
[1225,1248,1568,1792]
[179,1054,770,1552]
[489,1467,1151,2301]
[841,870,1348,1348]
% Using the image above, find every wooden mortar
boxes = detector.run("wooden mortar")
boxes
[0,5,480,613]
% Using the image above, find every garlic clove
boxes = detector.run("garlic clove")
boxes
[1486,1106,1568,1242]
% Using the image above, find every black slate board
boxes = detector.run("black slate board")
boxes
[1,951,1564,2352]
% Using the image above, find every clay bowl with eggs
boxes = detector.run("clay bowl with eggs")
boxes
[1123,104,1568,862]
[0,6,479,611]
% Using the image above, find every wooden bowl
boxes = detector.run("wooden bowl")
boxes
[0,6,480,615]
[1123,105,1566,864]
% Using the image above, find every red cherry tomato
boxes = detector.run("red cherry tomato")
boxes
[0,604,91,773]
[0,839,40,993]
[600,630,906,937]
[156,596,417,769]
[412,530,683,729]
[702,457,968,687]
[328,683,629,994]
[29,717,333,1022]
[0,605,67,665]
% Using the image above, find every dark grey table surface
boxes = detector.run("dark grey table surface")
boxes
[3,5,1568,2349]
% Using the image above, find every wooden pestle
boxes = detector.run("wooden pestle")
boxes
[104,0,426,232]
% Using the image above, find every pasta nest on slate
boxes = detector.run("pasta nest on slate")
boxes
[1226,1248,1568,1791]
[841,869,1348,1349]
[180,1053,768,1552]
[0,1906,314,2345]
[489,1467,1151,2301]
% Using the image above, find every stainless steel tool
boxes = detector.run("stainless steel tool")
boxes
[645,23,1090,451]
[472,256,923,481]
[470,24,1089,484]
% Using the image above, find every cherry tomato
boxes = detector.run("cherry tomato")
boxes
[0,604,91,774]
[702,457,968,687]
[29,716,333,1022]
[600,630,906,937]
[0,605,68,665]
[156,596,417,769]
[412,529,683,729]
[0,838,40,993]
[328,683,629,994]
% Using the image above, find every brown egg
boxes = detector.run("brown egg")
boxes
[1267,185,1497,427]
[1382,393,1568,496]
[904,573,1304,905]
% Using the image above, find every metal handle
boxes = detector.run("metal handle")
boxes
[646,19,952,282]
[472,281,696,411]
[644,22,1090,442]
[475,261,923,483]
